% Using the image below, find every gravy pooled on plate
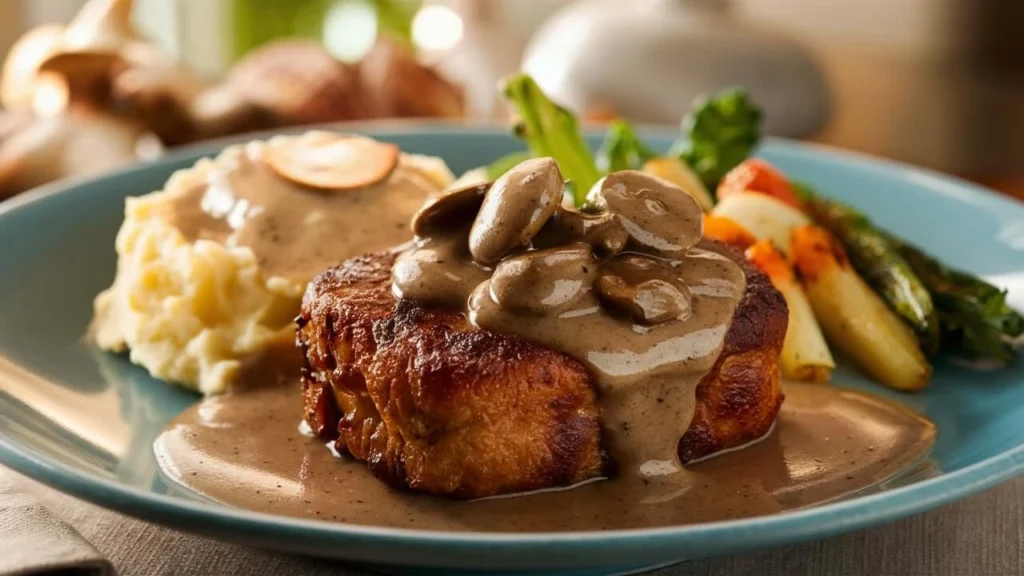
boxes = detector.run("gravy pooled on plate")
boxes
[155,156,937,532]
[156,379,936,531]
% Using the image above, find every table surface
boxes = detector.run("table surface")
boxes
[5,465,1023,576]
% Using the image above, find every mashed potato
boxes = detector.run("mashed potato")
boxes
[93,134,451,395]
[93,199,301,394]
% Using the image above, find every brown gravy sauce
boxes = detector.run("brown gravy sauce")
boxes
[160,134,438,281]
[392,164,744,482]
[154,381,936,531]
[150,154,937,531]
[469,246,743,479]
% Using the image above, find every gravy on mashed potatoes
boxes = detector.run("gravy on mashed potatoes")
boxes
[92,132,450,395]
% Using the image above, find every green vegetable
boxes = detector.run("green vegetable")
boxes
[486,151,532,180]
[791,181,816,203]
[798,181,1023,362]
[889,238,1024,363]
[501,74,601,206]
[596,120,656,173]
[374,0,419,46]
[670,88,762,190]
[803,192,940,353]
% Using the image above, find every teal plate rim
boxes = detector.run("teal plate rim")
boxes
[1,125,1023,568]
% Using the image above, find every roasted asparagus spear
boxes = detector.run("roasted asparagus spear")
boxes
[801,191,940,353]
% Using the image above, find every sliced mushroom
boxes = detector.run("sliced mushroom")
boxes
[392,231,490,308]
[1,0,155,113]
[265,132,399,191]
[112,69,273,145]
[533,205,629,257]
[38,51,123,104]
[61,0,141,53]
[595,253,692,325]
[110,61,207,143]
[36,0,151,105]
[410,181,490,236]
[0,25,66,111]
[0,110,155,199]
[469,157,564,265]
[587,170,704,256]
[489,243,598,316]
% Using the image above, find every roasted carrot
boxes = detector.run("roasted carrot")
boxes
[746,240,834,383]
[703,215,757,250]
[717,158,802,208]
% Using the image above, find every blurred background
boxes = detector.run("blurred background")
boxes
[0,0,1021,199]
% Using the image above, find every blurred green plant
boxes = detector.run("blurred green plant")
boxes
[374,0,418,44]
[669,87,762,190]
[230,0,419,61]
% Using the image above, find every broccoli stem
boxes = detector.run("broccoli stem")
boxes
[501,74,601,206]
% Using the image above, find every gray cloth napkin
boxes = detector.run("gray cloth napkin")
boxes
[0,474,114,576]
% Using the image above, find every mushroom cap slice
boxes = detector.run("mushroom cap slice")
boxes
[488,243,598,316]
[588,170,704,256]
[265,132,400,192]
[469,157,564,265]
[411,181,490,237]
[0,25,66,111]
[595,253,693,325]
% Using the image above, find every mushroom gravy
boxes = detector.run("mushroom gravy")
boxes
[152,156,939,529]
[160,134,439,282]
[155,380,936,531]
[392,161,744,482]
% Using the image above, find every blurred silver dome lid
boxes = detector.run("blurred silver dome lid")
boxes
[522,0,830,137]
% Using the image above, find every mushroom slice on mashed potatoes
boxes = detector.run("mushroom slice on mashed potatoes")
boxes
[93,132,451,395]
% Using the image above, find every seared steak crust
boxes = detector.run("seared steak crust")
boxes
[298,244,786,499]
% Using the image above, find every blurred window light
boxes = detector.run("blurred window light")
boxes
[323,0,379,63]
[412,5,463,53]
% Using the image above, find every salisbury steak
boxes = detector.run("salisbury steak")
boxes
[298,246,787,499]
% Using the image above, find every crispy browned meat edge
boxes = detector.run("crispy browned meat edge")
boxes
[679,242,788,462]
[298,253,607,498]
[297,241,786,497]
